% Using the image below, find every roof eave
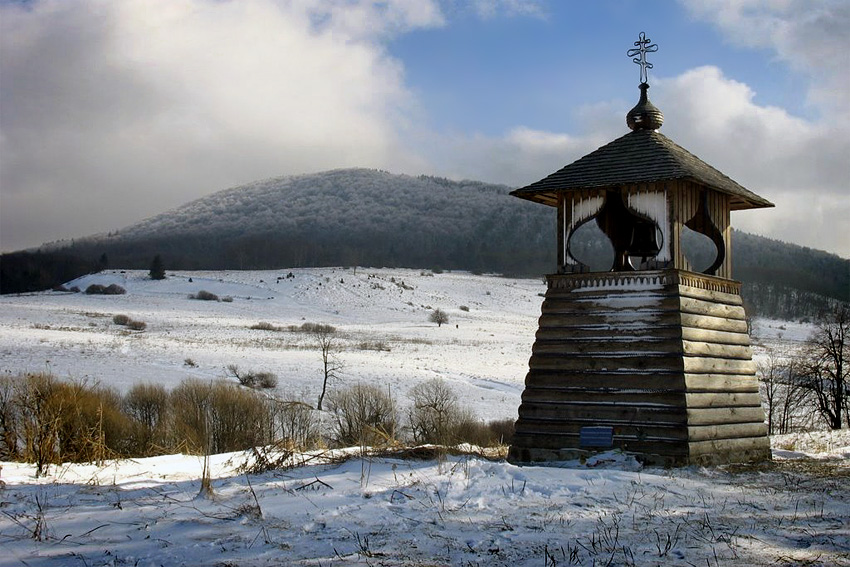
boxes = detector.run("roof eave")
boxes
[510,179,775,211]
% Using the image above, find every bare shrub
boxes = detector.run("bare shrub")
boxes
[357,341,390,352]
[459,305,470,312]
[104,284,126,295]
[169,378,212,453]
[206,382,273,453]
[0,375,19,460]
[53,380,129,464]
[429,308,449,327]
[408,378,473,445]
[126,320,147,331]
[14,373,62,475]
[86,284,126,295]
[226,365,278,389]
[271,400,321,450]
[221,296,233,303]
[326,383,398,448]
[124,383,169,456]
[299,322,336,334]
[189,290,219,301]
[452,418,515,447]
[255,372,278,389]
[170,379,273,454]
[251,321,280,331]
[10,374,131,472]
[112,314,130,326]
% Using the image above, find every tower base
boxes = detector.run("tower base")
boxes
[508,269,770,467]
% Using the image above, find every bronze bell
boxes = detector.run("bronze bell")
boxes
[628,220,661,258]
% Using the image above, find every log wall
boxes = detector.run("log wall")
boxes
[508,269,770,467]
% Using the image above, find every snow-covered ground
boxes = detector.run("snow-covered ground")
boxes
[2,434,849,566]
[2,269,848,566]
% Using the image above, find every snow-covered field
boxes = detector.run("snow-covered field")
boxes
[1,268,543,420]
[1,268,848,566]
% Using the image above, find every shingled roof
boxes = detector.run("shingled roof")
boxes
[510,129,774,211]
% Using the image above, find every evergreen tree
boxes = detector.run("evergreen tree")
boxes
[149,255,166,280]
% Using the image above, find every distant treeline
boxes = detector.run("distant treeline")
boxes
[0,250,101,295]
[1,169,846,320]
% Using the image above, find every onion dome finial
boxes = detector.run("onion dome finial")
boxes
[626,32,663,130]
[627,83,664,130]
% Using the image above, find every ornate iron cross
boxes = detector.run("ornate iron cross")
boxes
[627,32,658,84]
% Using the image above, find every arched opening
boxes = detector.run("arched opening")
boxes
[681,225,719,273]
[566,218,614,272]
[682,191,725,275]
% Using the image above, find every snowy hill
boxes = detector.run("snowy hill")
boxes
[63,169,554,276]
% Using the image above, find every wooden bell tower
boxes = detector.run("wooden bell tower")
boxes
[507,34,774,466]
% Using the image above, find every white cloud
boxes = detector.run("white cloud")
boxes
[655,66,849,256]
[674,0,850,256]
[679,0,850,117]
[423,124,609,188]
[469,0,547,20]
[0,0,440,251]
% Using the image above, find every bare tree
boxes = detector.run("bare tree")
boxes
[798,306,848,430]
[758,351,810,435]
[429,308,449,327]
[309,324,341,410]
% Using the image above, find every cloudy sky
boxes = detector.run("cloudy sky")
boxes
[1,0,848,257]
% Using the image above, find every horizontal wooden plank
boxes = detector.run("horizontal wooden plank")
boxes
[684,373,760,392]
[529,353,685,372]
[534,326,684,341]
[680,297,747,320]
[517,403,688,425]
[686,406,766,426]
[521,389,685,406]
[537,312,682,329]
[677,285,743,306]
[681,326,750,346]
[684,391,763,408]
[512,421,689,444]
[680,313,748,333]
[542,295,680,314]
[682,356,756,375]
[687,436,771,461]
[687,422,768,442]
[682,340,753,359]
[533,339,683,356]
[523,369,684,388]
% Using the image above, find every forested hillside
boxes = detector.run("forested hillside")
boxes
[3,168,847,319]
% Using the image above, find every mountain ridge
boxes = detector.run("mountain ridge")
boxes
[2,168,847,319]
